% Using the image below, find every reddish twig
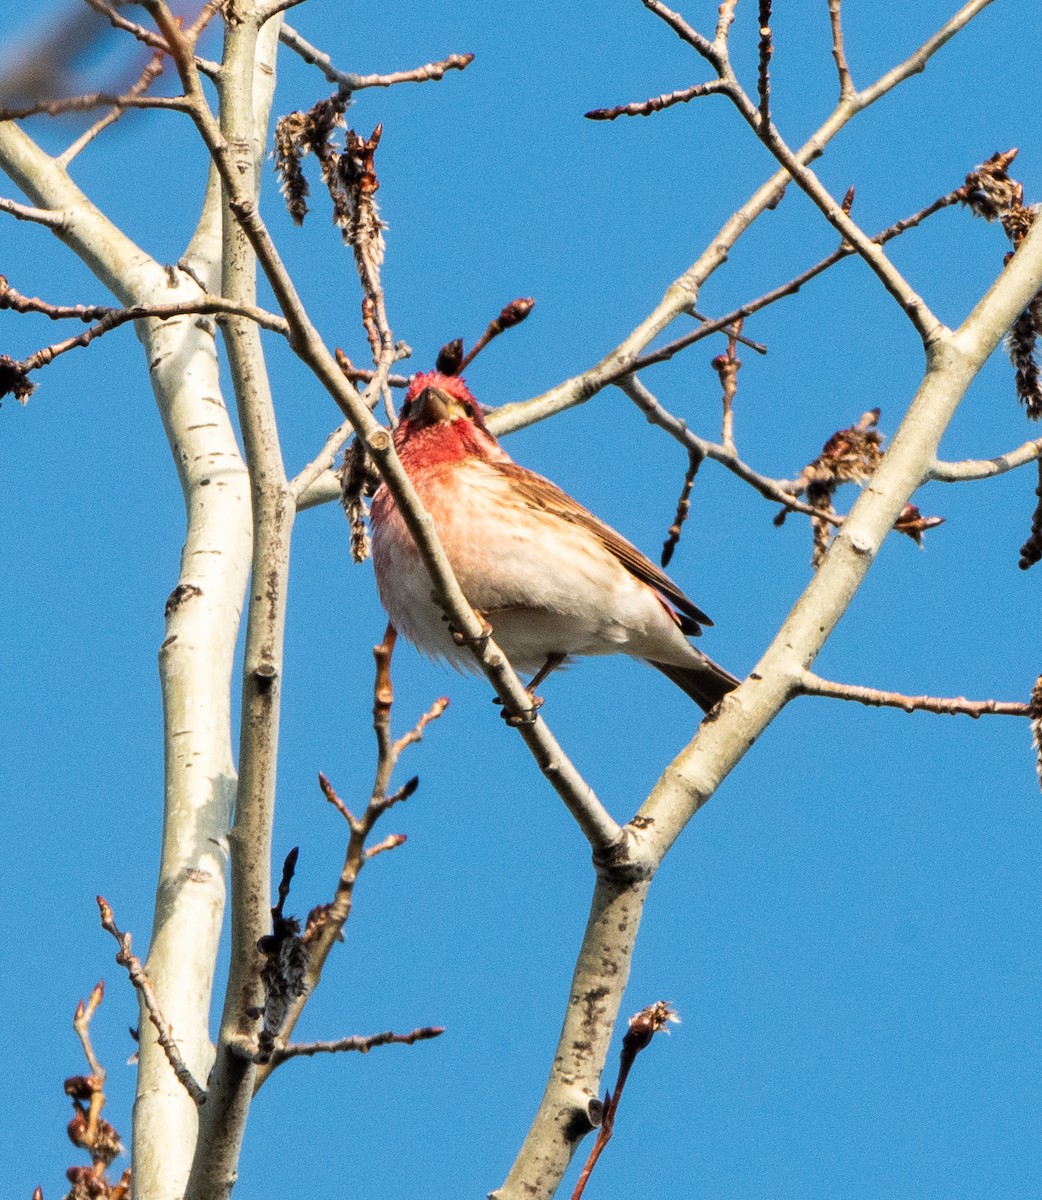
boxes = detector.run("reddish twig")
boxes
[457,298,535,371]
[96,897,207,1105]
[571,1002,678,1200]
[797,672,1031,717]
[52,982,132,1200]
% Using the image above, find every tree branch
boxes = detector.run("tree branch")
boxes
[929,437,1042,482]
[97,898,208,1107]
[488,0,995,439]
[796,672,1031,717]
[269,1026,444,1065]
[279,25,474,92]
[0,102,250,1200]
[496,110,1042,1200]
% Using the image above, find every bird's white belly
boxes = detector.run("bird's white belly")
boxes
[371,467,691,674]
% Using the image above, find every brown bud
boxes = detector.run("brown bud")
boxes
[67,1112,90,1148]
[497,297,535,328]
[64,1075,98,1100]
[436,338,465,375]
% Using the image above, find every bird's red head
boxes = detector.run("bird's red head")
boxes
[400,371,489,428]
[394,371,505,467]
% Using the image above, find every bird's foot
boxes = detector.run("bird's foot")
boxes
[448,612,493,649]
[493,692,544,726]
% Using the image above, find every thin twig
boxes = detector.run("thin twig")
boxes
[661,447,703,568]
[0,278,287,333]
[270,1026,445,1064]
[97,897,208,1106]
[0,196,65,228]
[929,437,1042,482]
[631,188,964,374]
[58,50,166,166]
[756,0,773,127]
[83,0,221,77]
[797,672,1031,717]
[642,0,722,68]
[0,277,289,386]
[0,92,191,121]
[570,1003,678,1200]
[827,0,855,99]
[616,375,841,524]
[73,982,107,1083]
[279,25,474,92]
[492,4,994,446]
[585,80,728,121]
[253,639,446,1089]
[712,321,742,452]
[690,309,767,353]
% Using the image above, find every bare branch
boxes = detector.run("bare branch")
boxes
[796,672,1032,717]
[270,1026,445,1064]
[83,0,221,77]
[58,50,167,166]
[585,80,728,121]
[858,0,996,108]
[490,4,994,441]
[0,195,65,228]
[570,1003,678,1200]
[253,639,447,1089]
[0,91,192,121]
[929,437,1042,482]
[756,0,773,126]
[641,0,723,69]
[97,897,208,1106]
[827,0,855,100]
[616,375,839,524]
[279,25,474,92]
[660,448,703,568]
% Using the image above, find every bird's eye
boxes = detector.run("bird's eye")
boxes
[461,402,473,417]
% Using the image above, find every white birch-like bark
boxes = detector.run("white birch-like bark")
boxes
[0,118,253,1200]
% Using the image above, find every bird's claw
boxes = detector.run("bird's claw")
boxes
[448,614,493,648]
[493,693,544,725]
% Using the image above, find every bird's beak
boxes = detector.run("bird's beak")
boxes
[409,386,456,426]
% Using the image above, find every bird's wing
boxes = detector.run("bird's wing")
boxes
[492,461,713,634]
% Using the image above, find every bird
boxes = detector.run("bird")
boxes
[369,370,739,712]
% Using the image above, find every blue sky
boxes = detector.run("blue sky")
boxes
[4,2,1042,1197]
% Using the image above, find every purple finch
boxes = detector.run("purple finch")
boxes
[370,371,738,711]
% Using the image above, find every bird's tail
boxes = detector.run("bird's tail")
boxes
[650,656,740,713]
